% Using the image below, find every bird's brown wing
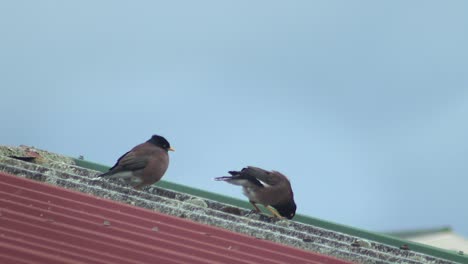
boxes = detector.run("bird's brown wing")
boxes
[107,150,130,171]
[103,150,148,175]
[242,166,285,186]
[117,151,148,170]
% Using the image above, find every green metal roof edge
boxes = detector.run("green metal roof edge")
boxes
[74,158,468,263]
[386,226,453,239]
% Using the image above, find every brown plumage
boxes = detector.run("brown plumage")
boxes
[215,166,296,219]
[97,135,174,189]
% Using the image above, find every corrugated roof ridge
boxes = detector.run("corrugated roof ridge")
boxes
[0,154,462,264]
[2,171,346,264]
[76,159,468,264]
[1,206,210,264]
[0,155,460,262]
[0,240,87,264]
[0,227,140,264]
[2,146,464,262]
[0,182,311,264]
[0,198,263,264]
[0,159,383,264]
[0,229,111,264]
[72,159,468,263]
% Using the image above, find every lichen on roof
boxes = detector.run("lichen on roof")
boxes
[0,145,75,166]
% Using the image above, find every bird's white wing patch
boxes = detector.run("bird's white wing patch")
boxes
[103,171,133,179]
[225,179,255,187]
[257,179,272,187]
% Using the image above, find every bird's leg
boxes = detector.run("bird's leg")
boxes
[249,201,261,213]
[265,206,284,219]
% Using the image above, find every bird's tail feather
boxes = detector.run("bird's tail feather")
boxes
[213,176,233,181]
[228,170,241,176]
[90,171,110,181]
[97,171,110,177]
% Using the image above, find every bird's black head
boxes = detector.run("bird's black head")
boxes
[273,201,297,219]
[148,135,174,152]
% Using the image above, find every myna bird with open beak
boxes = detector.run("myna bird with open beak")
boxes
[215,166,296,219]
[97,135,174,189]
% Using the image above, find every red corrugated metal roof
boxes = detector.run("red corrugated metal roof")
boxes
[0,172,352,264]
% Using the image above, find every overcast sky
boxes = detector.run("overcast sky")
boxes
[1,1,468,236]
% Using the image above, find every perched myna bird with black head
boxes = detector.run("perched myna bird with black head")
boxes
[97,135,174,189]
[215,166,297,219]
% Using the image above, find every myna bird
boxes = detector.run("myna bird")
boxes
[215,166,296,219]
[97,135,174,189]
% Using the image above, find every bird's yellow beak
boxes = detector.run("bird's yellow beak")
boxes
[169,147,175,152]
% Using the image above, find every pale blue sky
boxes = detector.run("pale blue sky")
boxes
[1,1,468,236]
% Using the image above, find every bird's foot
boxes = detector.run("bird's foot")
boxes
[270,215,285,221]
[265,206,285,220]
[244,209,261,217]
